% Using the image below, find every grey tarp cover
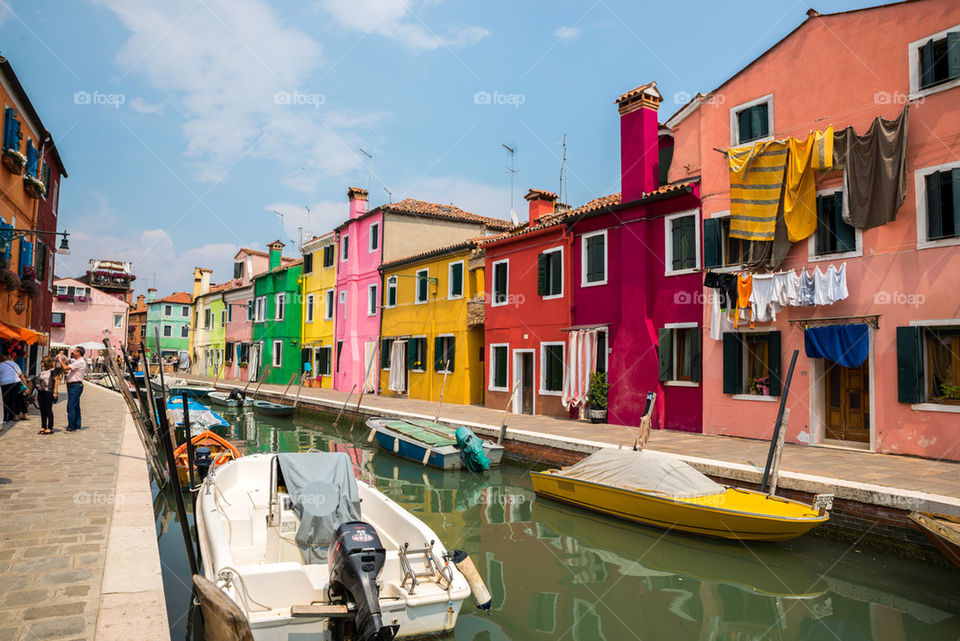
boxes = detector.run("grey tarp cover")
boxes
[558,449,724,498]
[277,452,361,563]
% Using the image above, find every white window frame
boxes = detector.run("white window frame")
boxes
[322,244,335,268]
[368,222,379,252]
[180,325,189,338]
[539,341,565,396]
[491,259,509,307]
[272,340,283,368]
[729,93,774,147]
[162,324,173,337]
[275,293,285,321]
[410,335,427,372]
[181,305,189,317]
[341,234,349,261]
[541,246,564,300]
[807,186,864,262]
[385,276,398,308]
[113,313,123,328]
[915,158,960,250]
[436,333,455,374]
[254,296,266,322]
[909,318,960,414]
[317,345,333,376]
[662,322,700,388]
[447,260,465,300]
[220,310,226,327]
[908,24,960,100]
[305,293,315,323]
[325,289,334,320]
[164,304,172,317]
[488,342,510,392]
[367,284,378,316]
[580,230,608,287]
[663,209,701,276]
[415,268,429,305]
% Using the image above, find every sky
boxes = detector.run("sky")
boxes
[0,0,887,295]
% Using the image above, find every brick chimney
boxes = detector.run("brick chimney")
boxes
[268,240,285,270]
[136,294,145,309]
[347,186,368,219]
[524,189,558,224]
[615,81,663,202]
[147,288,157,302]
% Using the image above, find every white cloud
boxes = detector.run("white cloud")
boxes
[554,25,581,41]
[129,96,162,114]
[320,0,489,51]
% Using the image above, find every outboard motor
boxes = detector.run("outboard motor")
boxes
[194,446,213,481]
[328,521,399,641]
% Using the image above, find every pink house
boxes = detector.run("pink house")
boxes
[221,247,275,381]
[51,277,128,354]
[668,0,960,460]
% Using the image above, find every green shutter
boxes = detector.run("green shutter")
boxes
[671,220,682,270]
[452,263,463,297]
[753,104,769,139]
[537,253,546,296]
[948,32,960,80]
[691,329,701,383]
[381,339,392,369]
[952,168,960,237]
[548,345,563,391]
[388,281,397,307]
[926,171,943,240]
[406,340,416,369]
[767,331,782,396]
[703,218,721,268]
[722,332,742,394]
[434,337,442,371]
[495,264,507,302]
[658,328,673,382]
[737,108,753,143]
[550,251,562,295]
[418,272,428,301]
[896,326,924,403]
[920,39,936,88]
[586,235,604,282]
[834,191,855,252]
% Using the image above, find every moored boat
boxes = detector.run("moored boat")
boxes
[367,417,503,471]
[252,399,295,417]
[909,511,960,570]
[173,429,242,486]
[530,448,829,542]
[206,390,250,408]
[166,397,231,433]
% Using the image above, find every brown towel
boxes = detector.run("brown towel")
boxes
[833,107,909,230]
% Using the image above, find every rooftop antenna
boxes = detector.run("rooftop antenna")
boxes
[559,133,568,205]
[304,206,311,239]
[359,147,373,192]
[271,209,285,239]
[383,187,392,203]
[502,143,518,224]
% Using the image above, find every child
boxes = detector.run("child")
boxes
[36,355,58,435]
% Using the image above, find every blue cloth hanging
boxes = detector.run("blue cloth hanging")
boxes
[804,324,869,368]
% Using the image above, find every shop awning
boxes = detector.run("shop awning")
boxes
[804,324,869,368]
[0,322,45,345]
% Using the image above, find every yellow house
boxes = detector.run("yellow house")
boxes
[301,231,337,388]
[378,240,485,405]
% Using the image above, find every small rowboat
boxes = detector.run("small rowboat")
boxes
[367,417,503,471]
[909,511,960,570]
[252,399,294,417]
[206,391,249,408]
[531,449,829,542]
[173,430,242,486]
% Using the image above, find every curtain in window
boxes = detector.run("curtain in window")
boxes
[388,340,407,393]
[562,329,598,409]
[926,330,955,398]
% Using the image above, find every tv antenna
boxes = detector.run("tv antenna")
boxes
[559,133,568,205]
[271,209,285,238]
[502,143,518,223]
[304,206,311,239]
[359,147,373,192]
[383,187,392,203]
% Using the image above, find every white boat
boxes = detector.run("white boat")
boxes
[196,452,472,641]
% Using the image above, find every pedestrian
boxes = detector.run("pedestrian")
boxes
[57,346,87,431]
[0,351,28,422]
[35,355,58,435]
[96,353,104,372]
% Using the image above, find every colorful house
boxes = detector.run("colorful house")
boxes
[300,232,337,388]
[30,132,66,362]
[144,290,192,362]
[51,277,128,355]
[333,187,512,394]
[127,293,147,356]
[378,239,486,404]
[251,241,303,385]
[188,267,213,366]
[193,286,228,378]
[667,0,960,460]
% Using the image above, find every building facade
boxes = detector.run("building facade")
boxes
[301,232,337,388]
[145,291,192,362]
[251,242,303,385]
[30,135,66,347]
[127,294,147,356]
[51,277,128,354]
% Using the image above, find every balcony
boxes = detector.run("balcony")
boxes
[467,297,484,327]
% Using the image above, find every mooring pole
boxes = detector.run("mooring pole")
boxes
[760,349,799,493]
[182,393,197,490]
[157,392,199,576]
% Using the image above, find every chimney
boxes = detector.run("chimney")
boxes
[147,288,157,302]
[615,81,664,202]
[193,267,212,298]
[347,186,368,219]
[524,189,558,224]
[137,294,145,309]
[268,240,285,270]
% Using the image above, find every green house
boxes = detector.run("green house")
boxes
[144,291,193,363]
[251,241,303,385]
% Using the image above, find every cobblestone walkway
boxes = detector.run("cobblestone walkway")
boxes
[0,383,128,640]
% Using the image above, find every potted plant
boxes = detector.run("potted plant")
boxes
[2,148,25,175]
[0,266,20,292]
[937,383,960,405]
[747,376,770,396]
[23,173,46,199]
[238,360,248,368]
[19,278,39,298]
[585,372,609,423]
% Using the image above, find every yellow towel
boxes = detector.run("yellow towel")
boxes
[728,141,788,242]
[784,127,834,242]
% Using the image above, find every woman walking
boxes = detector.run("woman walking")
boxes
[0,352,28,422]
[35,356,58,434]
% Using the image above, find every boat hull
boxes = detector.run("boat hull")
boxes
[173,430,242,486]
[370,422,504,470]
[909,512,960,570]
[206,391,241,408]
[252,401,295,417]
[530,470,827,542]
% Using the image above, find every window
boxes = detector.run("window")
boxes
[233,261,244,279]
[164,305,172,317]
[813,190,857,257]
[537,248,562,298]
[206,309,213,329]
[920,165,959,244]
[246,299,254,321]
[341,235,349,261]
[237,342,250,364]
[540,342,564,394]
[51,311,65,327]
[163,324,173,337]
[897,325,960,405]
[324,289,334,320]
[369,222,379,252]
[181,305,189,317]
[113,313,123,328]
[227,304,233,323]
[275,293,285,321]
[415,268,429,304]
[381,338,394,370]
[596,330,608,374]
[254,296,266,322]
[722,331,782,397]
[322,244,335,267]
[336,340,344,372]
[303,252,314,274]
[925,329,960,404]
[220,310,226,327]
[582,230,607,286]
[703,213,756,269]
[914,28,960,92]
[367,284,378,315]
[180,325,189,338]
[664,211,699,274]
[730,94,773,146]
[35,242,47,281]
[305,293,315,323]
[386,276,397,308]
[56,285,67,296]
[316,346,332,376]
[491,260,508,306]
[409,337,427,371]
[448,261,464,299]
[658,325,701,384]
[272,340,283,367]
[489,344,509,391]
[434,336,455,372]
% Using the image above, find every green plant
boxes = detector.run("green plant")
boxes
[588,372,608,410]
[939,383,960,400]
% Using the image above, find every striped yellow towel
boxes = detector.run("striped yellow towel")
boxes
[728,140,788,241]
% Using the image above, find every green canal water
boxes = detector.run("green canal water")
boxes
[153,406,960,641]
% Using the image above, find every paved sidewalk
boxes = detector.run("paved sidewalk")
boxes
[0,383,166,641]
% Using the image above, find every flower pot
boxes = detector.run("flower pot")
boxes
[2,149,25,175]
[585,408,607,424]
[23,175,45,199]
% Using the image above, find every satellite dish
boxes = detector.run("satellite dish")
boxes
[509,208,519,226]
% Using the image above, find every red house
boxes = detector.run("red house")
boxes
[30,134,66,344]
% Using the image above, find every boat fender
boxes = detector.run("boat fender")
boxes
[421,449,431,465]
[393,438,400,453]
[367,429,376,443]
[451,550,491,612]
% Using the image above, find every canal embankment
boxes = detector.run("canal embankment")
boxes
[186,375,960,562]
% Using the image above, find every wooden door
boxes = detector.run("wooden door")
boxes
[521,352,534,415]
[825,360,870,442]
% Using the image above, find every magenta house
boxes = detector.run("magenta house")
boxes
[568,82,703,431]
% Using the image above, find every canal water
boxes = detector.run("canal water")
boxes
[153,405,960,641]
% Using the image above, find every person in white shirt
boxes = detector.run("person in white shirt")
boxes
[0,352,28,422]
[58,347,87,431]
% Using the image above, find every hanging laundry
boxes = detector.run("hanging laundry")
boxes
[734,274,754,328]
[704,271,736,311]
[804,324,869,368]
[728,141,788,241]
[784,127,834,242]
[749,273,780,322]
[826,263,849,303]
[709,284,734,341]
[798,269,816,306]
[833,107,909,229]
[813,267,831,305]
[774,270,800,307]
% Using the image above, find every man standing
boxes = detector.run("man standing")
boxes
[58,346,87,431]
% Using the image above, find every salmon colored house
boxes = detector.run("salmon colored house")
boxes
[667,0,960,460]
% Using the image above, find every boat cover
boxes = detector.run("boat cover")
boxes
[455,426,490,473]
[558,449,724,498]
[277,452,361,563]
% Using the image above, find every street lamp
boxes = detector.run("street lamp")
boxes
[58,233,70,255]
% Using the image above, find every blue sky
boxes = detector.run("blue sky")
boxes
[0,0,883,295]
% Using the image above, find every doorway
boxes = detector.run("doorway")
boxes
[824,359,870,443]
[513,350,535,415]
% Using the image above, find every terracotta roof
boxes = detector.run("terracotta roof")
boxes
[615,81,661,105]
[382,199,514,230]
[154,292,192,305]
[237,247,298,263]
[525,188,557,201]
[379,237,490,271]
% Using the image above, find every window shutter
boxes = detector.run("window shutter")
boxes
[691,329,702,383]
[753,104,769,139]
[834,192,855,252]
[446,338,455,372]
[896,326,924,403]
[18,240,32,277]
[671,220,682,270]
[952,168,960,236]
[452,263,463,296]
[25,139,37,177]
[658,328,673,382]
[434,337,442,371]
[767,331,782,396]
[550,252,562,295]
[737,108,753,143]
[496,348,507,387]
[926,171,943,240]
[537,253,546,295]
[703,218,721,268]
[381,339,391,369]
[495,265,507,301]
[815,195,825,254]
[2,108,12,150]
[587,236,604,281]
[722,332,742,394]
[388,282,397,307]
[920,39,936,88]
[948,32,960,80]
[12,114,21,150]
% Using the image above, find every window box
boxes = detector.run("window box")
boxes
[2,148,25,175]
[23,173,45,199]
[76,295,87,303]
[56,294,72,302]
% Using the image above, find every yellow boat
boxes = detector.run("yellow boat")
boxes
[530,449,828,542]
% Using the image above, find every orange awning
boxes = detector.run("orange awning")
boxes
[0,322,45,345]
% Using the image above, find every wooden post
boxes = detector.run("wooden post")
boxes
[156,386,199,576]
[760,349,799,493]
[182,393,197,489]
[498,381,521,445]
[350,346,379,431]
[293,371,305,409]
[767,407,791,496]
[281,371,298,399]
[433,362,450,422]
[334,385,357,426]
[252,366,273,399]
